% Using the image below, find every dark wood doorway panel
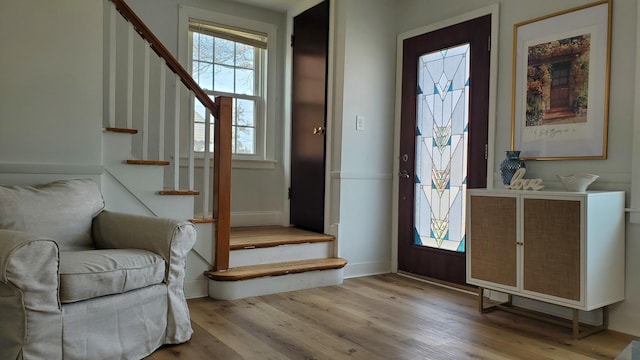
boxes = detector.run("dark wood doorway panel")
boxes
[290,1,330,233]
[398,15,491,285]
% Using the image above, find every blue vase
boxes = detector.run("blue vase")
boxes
[500,150,526,185]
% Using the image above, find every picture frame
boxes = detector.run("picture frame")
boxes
[510,0,612,160]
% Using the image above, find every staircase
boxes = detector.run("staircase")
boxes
[207,227,347,300]
[103,0,346,300]
[103,0,231,298]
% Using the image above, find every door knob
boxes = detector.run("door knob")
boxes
[399,170,410,178]
[313,126,326,135]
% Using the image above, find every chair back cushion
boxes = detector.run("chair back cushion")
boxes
[0,179,105,250]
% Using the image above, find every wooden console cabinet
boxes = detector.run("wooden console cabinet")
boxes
[466,190,625,312]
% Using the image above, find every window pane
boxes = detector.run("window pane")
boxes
[231,125,236,153]
[236,126,255,154]
[195,61,213,90]
[235,68,254,95]
[214,64,234,93]
[192,60,200,85]
[198,34,214,62]
[209,124,215,152]
[193,122,205,152]
[194,100,206,122]
[235,43,255,69]
[214,38,235,66]
[236,99,255,126]
[192,33,201,61]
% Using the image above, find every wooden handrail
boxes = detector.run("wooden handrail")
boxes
[109,0,219,118]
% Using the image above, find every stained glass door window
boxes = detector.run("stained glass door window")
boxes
[414,44,470,253]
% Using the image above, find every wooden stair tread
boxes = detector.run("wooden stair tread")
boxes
[105,127,138,134]
[206,258,347,281]
[230,226,334,250]
[126,159,170,166]
[159,190,200,196]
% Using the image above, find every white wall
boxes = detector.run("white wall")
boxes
[0,0,103,181]
[396,0,640,336]
[332,0,397,277]
[126,0,288,225]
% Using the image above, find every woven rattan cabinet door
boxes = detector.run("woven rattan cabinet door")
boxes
[468,195,517,288]
[522,198,581,301]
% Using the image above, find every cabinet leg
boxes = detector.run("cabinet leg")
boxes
[479,289,608,339]
[478,287,512,313]
[572,307,609,339]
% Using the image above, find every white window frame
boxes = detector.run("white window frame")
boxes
[178,5,277,168]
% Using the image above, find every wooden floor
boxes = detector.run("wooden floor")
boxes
[147,274,634,360]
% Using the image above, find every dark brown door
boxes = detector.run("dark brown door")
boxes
[290,1,329,233]
[398,15,491,285]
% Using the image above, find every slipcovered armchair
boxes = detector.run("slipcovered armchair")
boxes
[0,179,196,360]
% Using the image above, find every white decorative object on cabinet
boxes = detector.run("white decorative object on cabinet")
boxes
[466,189,625,338]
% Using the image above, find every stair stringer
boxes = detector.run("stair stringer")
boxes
[102,130,212,299]
[102,131,193,219]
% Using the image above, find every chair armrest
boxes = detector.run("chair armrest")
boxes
[92,211,196,267]
[0,229,59,285]
[0,229,62,359]
[92,211,197,343]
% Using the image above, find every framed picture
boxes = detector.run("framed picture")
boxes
[511,0,612,160]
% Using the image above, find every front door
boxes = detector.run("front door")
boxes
[290,1,330,233]
[398,15,491,285]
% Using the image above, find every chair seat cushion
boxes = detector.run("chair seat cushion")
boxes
[59,249,165,303]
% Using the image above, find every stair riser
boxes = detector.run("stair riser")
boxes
[193,223,214,265]
[208,268,344,300]
[229,242,333,268]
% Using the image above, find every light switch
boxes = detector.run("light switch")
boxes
[356,115,365,131]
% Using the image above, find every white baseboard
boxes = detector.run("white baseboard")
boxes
[231,210,283,227]
[343,260,391,279]
[184,279,208,299]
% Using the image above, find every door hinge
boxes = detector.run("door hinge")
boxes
[291,34,295,47]
[485,144,488,160]
[488,35,491,52]
[288,187,292,199]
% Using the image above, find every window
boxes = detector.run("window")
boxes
[189,20,267,156]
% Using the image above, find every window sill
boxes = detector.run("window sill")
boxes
[177,156,277,170]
